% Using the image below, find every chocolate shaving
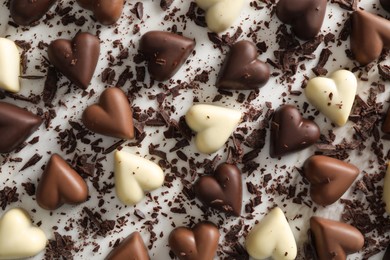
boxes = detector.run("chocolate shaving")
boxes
[20,153,42,171]
[0,186,19,210]
[42,67,59,106]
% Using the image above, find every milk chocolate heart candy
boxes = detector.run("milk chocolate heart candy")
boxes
[82,87,134,139]
[169,222,220,260]
[0,208,47,259]
[76,0,124,25]
[139,31,195,81]
[351,10,390,65]
[36,154,89,210]
[246,207,297,260]
[216,40,270,90]
[185,104,242,154]
[270,104,320,158]
[0,38,20,93]
[10,0,56,26]
[0,102,42,153]
[196,0,245,33]
[303,155,359,206]
[48,32,100,89]
[114,150,164,205]
[305,70,357,126]
[383,163,390,214]
[276,0,327,40]
[194,163,242,216]
[310,217,364,260]
[105,232,150,260]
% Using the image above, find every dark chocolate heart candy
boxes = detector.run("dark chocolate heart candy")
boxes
[381,0,390,12]
[194,163,242,216]
[76,0,124,25]
[382,105,390,134]
[169,222,220,260]
[303,155,359,206]
[276,0,327,40]
[310,217,364,260]
[383,243,390,260]
[216,40,270,90]
[36,154,89,210]
[82,87,134,139]
[0,102,42,153]
[48,32,100,89]
[351,10,390,65]
[105,232,150,260]
[270,104,320,158]
[139,31,196,81]
[10,0,56,26]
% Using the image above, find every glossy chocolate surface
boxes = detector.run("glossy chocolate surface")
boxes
[169,222,220,260]
[0,102,42,153]
[48,32,100,89]
[276,0,327,40]
[36,154,89,210]
[105,232,149,260]
[139,31,195,81]
[351,10,390,65]
[194,163,242,216]
[270,104,320,158]
[76,0,124,25]
[10,0,56,26]
[303,155,359,206]
[310,217,364,260]
[82,87,134,139]
[216,40,269,90]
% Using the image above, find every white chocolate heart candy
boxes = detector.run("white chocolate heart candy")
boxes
[384,162,390,214]
[196,0,245,33]
[0,38,20,93]
[185,104,241,154]
[114,150,165,205]
[245,207,297,260]
[0,208,47,259]
[305,70,357,126]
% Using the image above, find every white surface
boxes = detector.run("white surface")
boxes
[0,0,389,259]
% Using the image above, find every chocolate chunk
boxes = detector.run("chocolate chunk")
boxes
[0,102,42,153]
[48,32,100,89]
[351,10,390,65]
[82,87,134,139]
[276,0,327,40]
[194,163,242,216]
[216,40,270,90]
[36,154,89,210]
[169,222,220,260]
[76,0,124,25]
[10,0,56,26]
[139,31,195,81]
[303,155,359,206]
[270,104,320,158]
[310,217,364,260]
[105,232,149,260]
